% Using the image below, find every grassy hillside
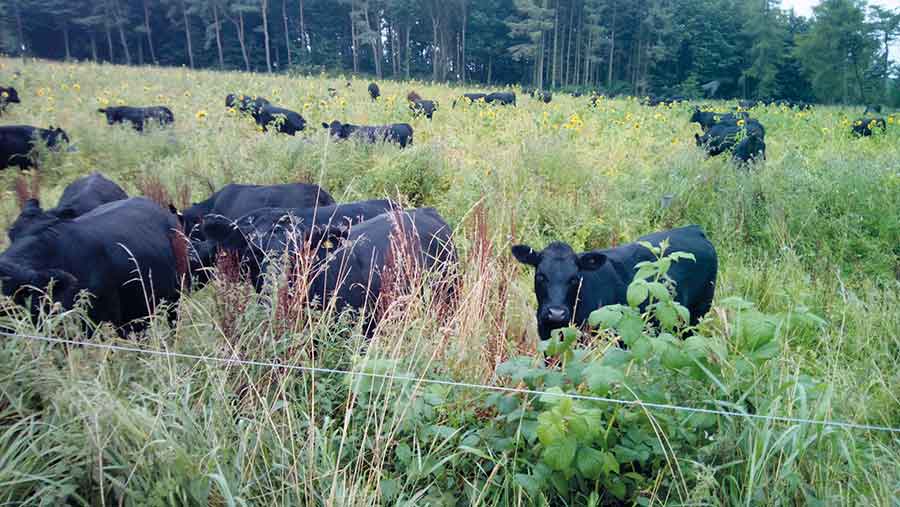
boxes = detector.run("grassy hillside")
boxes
[0,57,898,506]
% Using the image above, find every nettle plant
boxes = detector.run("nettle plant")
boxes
[482,244,825,504]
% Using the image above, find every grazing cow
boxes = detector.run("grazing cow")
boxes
[0,125,70,170]
[368,82,381,101]
[851,117,886,137]
[176,182,336,242]
[535,91,552,104]
[485,92,516,106]
[864,104,882,115]
[308,208,456,334]
[512,225,718,341]
[0,197,183,333]
[694,119,766,159]
[0,86,21,114]
[98,106,175,132]
[407,91,437,119]
[322,120,413,148]
[8,172,127,242]
[252,104,306,135]
[732,135,767,164]
[690,109,750,132]
[200,199,399,288]
[225,94,270,114]
[570,91,583,98]
[452,93,487,108]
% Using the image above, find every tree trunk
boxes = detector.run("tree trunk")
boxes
[551,0,559,88]
[143,0,157,64]
[105,19,115,62]
[461,0,467,84]
[90,32,98,61]
[298,0,306,59]
[13,1,25,54]
[260,0,272,72]
[213,3,224,68]
[137,34,143,64]
[364,5,382,78]
[62,21,71,60]
[181,0,195,68]
[607,0,616,88]
[431,12,439,82]
[350,1,359,73]
[115,0,132,66]
[282,0,292,67]
[487,54,492,84]
[235,10,251,71]
[405,24,411,80]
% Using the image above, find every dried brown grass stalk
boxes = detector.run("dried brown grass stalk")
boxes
[137,174,172,208]
[13,172,39,209]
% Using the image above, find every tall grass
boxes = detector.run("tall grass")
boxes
[0,57,898,505]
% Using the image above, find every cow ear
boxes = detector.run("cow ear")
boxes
[309,225,348,250]
[201,215,246,250]
[321,122,329,129]
[577,252,607,271]
[511,244,541,267]
[97,108,106,114]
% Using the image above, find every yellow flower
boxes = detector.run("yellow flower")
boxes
[633,123,641,129]
[195,110,208,120]
[98,97,109,106]
[36,88,46,97]
[737,119,745,127]
[854,120,862,126]
[340,99,347,107]
[303,103,311,110]
[60,83,68,91]
[888,116,895,124]
[227,108,237,116]
[45,106,54,113]
[116,99,126,106]
[184,90,192,97]
[1,91,7,99]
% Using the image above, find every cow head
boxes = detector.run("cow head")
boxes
[7,199,75,242]
[512,242,607,340]
[98,108,119,125]
[1,87,20,103]
[322,120,353,139]
[41,126,70,150]
[225,94,238,108]
[0,261,79,317]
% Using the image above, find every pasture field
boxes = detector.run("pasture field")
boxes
[0,57,899,506]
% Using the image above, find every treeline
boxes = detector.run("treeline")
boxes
[1,0,898,104]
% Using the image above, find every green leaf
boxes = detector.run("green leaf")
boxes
[626,281,649,307]
[602,348,632,366]
[514,474,542,497]
[669,251,696,262]
[646,282,670,302]
[656,302,679,330]
[661,345,691,370]
[631,336,653,360]
[633,264,657,281]
[395,443,413,465]
[601,451,620,475]
[617,311,645,345]
[589,306,622,328]
[536,411,566,445]
[543,436,578,471]
[608,478,627,499]
[380,478,400,501]
[575,447,605,479]
[585,365,624,396]
[656,258,671,276]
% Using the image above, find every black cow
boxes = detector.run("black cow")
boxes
[485,92,516,106]
[0,86,21,114]
[98,106,175,132]
[535,91,552,104]
[177,182,336,243]
[407,91,437,119]
[0,197,183,333]
[852,117,886,137]
[690,109,750,132]
[864,104,882,115]
[452,93,487,108]
[368,82,381,101]
[732,135,767,164]
[694,119,766,159]
[308,208,456,333]
[225,94,271,114]
[322,121,413,148]
[200,199,399,288]
[0,125,71,170]
[252,105,306,135]
[512,225,718,341]
[9,172,128,242]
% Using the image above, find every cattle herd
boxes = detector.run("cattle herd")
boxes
[0,79,893,347]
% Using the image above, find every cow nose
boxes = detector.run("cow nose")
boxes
[545,307,570,324]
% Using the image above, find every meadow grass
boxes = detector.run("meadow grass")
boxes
[0,57,898,506]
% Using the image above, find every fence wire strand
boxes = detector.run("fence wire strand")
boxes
[3,330,899,434]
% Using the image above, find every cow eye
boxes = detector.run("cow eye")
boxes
[568,277,580,286]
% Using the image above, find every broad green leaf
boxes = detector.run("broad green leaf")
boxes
[656,302,679,330]
[589,306,622,328]
[380,479,399,501]
[536,411,566,445]
[585,365,624,396]
[626,282,649,307]
[631,336,653,360]
[617,312,645,345]
[646,282,670,302]
[514,474,542,497]
[543,436,578,471]
[575,446,605,479]
[601,451,620,475]
[656,258,671,276]
[602,348,632,366]
[395,443,412,465]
